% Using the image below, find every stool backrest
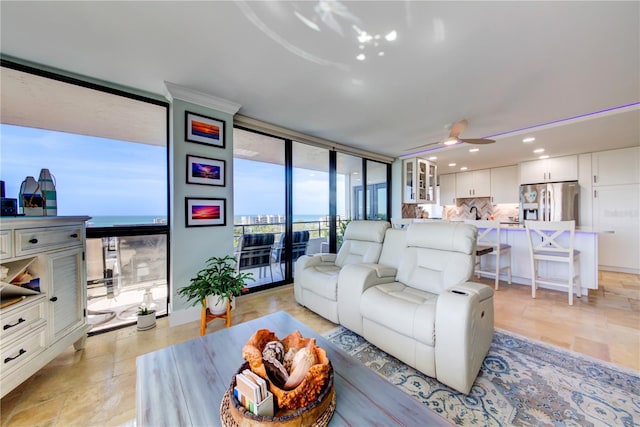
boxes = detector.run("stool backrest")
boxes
[464,220,502,249]
[524,220,575,255]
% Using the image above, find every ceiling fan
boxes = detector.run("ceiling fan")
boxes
[405,119,496,152]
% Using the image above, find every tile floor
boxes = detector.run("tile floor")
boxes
[1,271,638,426]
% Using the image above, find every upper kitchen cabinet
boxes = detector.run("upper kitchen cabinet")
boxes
[490,165,519,204]
[438,173,456,206]
[592,146,640,186]
[403,157,437,204]
[519,155,578,184]
[456,169,491,198]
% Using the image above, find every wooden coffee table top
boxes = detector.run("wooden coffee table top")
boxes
[136,311,450,426]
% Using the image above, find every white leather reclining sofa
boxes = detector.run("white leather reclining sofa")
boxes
[295,220,494,394]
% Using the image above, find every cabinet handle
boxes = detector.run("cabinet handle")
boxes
[593,175,597,184]
[3,318,26,330]
[70,233,78,238]
[594,190,597,198]
[28,238,38,244]
[50,296,58,302]
[4,348,26,364]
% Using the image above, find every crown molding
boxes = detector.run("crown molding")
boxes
[164,82,241,115]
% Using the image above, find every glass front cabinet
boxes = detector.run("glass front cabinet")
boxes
[403,157,437,204]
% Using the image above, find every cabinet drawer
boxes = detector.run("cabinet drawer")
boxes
[0,297,46,341]
[1,326,46,378]
[0,230,13,260]
[16,225,83,256]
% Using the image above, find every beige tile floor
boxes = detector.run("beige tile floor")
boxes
[1,271,638,426]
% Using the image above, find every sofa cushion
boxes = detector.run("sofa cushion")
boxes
[378,228,407,269]
[361,282,438,346]
[334,221,390,268]
[396,223,477,295]
[299,265,341,300]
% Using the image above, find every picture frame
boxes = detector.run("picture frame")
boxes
[185,111,226,148]
[186,155,225,186]
[186,197,226,227]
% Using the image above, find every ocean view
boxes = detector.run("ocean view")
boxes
[86,214,331,228]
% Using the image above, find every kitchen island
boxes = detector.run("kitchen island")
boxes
[478,223,599,292]
[393,219,599,292]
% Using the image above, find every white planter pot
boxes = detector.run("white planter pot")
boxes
[137,312,156,331]
[206,295,235,314]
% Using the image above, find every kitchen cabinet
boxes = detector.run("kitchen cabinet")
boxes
[593,184,640,271]
[456,169,491,198]
[592,146,640,186]
[0,216,90,398]
[403,157,436,204]
[438,173,456,206]
[490,165,518,204]
[519,155,578,184]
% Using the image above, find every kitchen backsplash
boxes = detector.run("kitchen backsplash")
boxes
[443,198,519,222]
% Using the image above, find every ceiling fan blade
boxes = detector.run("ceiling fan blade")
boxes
[449,119,468,138]
[404,141,440,151]
[459,138,496,145]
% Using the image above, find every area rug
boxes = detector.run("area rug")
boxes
[323,327,640,426]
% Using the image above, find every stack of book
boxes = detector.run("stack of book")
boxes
[234,369,274,417]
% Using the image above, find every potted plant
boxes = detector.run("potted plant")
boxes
[178,255,253,314]
[136,306,156,331]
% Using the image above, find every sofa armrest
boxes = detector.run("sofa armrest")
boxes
[434,281,494,394]
[296,253,336,269]
[337,263,397,335]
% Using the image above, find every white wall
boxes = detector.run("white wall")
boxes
[166,86,240,325]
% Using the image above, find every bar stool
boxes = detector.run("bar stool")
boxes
[524,220,581,305]
[465,220,512,289]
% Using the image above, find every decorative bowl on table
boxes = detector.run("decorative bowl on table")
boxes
[219,329,335,427]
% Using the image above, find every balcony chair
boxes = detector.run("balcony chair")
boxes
[271,230,310,277]
[524,220,581,305]
[236,233,276,282]
[465,220,512,289]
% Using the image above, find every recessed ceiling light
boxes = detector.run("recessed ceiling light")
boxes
[356,53,366,61]
[533,148,545,153]
[385,30,397,41]
[539,155,549,159]
[353,172,359,175]
[469,148,479,153]
[460,166,468,171]
[448,163,456,167]
[523,137,536,143]
[428,156,437,160]
[378,51,385,56]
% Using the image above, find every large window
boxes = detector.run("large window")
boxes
[1,62,169,333]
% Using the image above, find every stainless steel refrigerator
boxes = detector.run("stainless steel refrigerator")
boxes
[519,181,580,224]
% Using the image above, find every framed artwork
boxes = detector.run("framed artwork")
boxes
[185,111,226,148]
[186,197,226,227]
[186,155,225,186]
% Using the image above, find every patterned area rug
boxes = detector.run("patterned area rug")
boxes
[323,327,640,426]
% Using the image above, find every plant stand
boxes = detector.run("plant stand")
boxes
[200,297,231,336]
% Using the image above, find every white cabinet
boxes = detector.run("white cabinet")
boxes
[439,174,456,206]
[519,155,578,184]
[456,169,491,198]
[490,165,518,204]
[592,146,640,186]
[403,158,437,204]
[0,217,90,398]
[593,184,640,271]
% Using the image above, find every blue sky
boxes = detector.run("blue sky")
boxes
[1,125,341,218]
[1,124,167,216]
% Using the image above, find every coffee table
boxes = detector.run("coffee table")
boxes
[136,311,450,426]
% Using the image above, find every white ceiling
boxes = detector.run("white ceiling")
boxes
[1,1,638,172]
